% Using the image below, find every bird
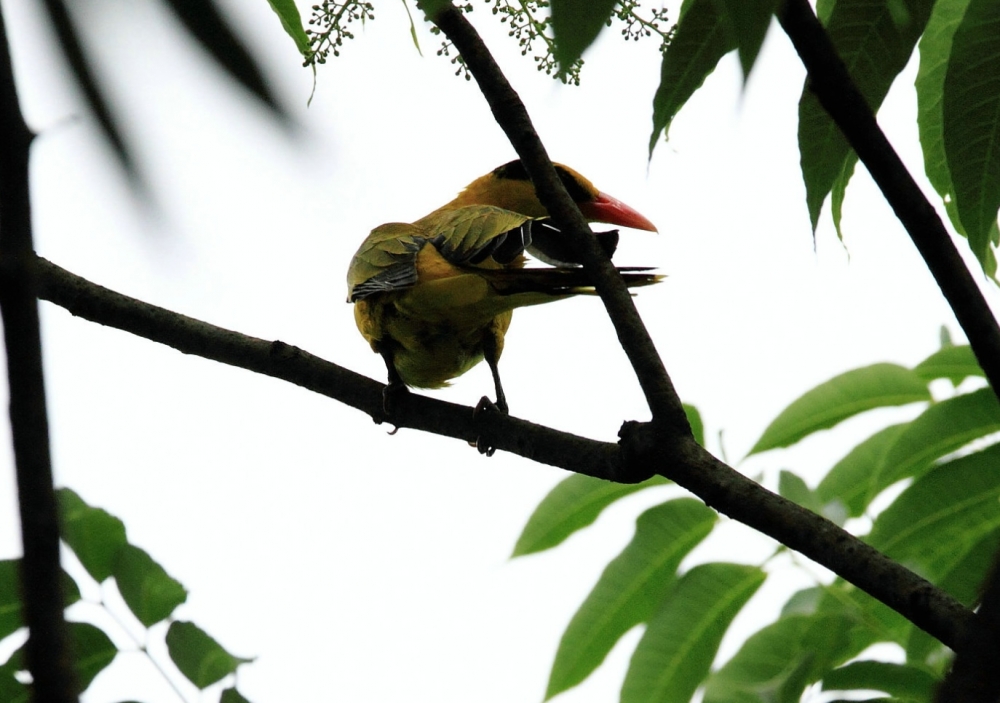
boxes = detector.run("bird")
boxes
[346,159,659,429]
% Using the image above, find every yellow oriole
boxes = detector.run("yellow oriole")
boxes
[347,160,659,414]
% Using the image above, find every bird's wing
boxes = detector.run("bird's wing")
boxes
[417,205,533,266]
[348,207,536,302]
[347,222,427,302]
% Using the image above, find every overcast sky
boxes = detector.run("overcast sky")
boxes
[1,1,995,701]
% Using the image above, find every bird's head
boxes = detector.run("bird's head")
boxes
[449,160,658,232]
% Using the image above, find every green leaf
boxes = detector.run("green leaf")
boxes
[817,0,836,24]
[875,387,1000,487]
[113,545,187,627]
[777,470,822,513]
[713,0,779,79]
[69,621,117,692]
[704,612,857,703]
[822,660,938,699]
[0,560,81,641]
[868,444,1000,583]
[622,563,765,703]
[162,0,284,115]
[0,560,22,641]
[58,488,127,582]
[166,621,253,689]
[916,0,972,208]
[220,687,253,703]
[815,424,908,517]
[943,0,1000,267]
[512,474,667,557]
[747,364,930,456]
[683,402,706,447]
[550,0,618,74]
[904,527,1000,663]
[545,500,717,699]
[0,667,29,703]
[912,344,983,384]
[267,0,312,57]
[649,0,737,154]
[798,0,936,230]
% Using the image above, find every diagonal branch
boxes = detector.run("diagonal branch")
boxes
[35,256,974,651]
[0,9,78,702]
[425,2,687,432]
[775,0,1000,690]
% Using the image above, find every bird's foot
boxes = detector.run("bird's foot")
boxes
[471,396,507,457]
[381,381,410,419]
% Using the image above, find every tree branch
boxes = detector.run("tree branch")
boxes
[0,8,78,702]
[776,0,1000,689]
[35,256,974,651]
[426,2,687,432]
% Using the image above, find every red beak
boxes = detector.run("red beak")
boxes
[578,192,658,232]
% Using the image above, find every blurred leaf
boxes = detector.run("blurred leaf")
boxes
[912,344,982,384]
[0,667,29,703]
[622,563,765,703]
[545,500,717,699]
[113,544,187,627]
[0,560,81,640]
[868,444,1000,583]
[798,0,935,231]
[875,387,1000,487]
[747,364,930,456]
[0,561,21,641]
[683,403,706,447]
[550,0,617,74]
[58,488,127,582]
[162,0,284,117]
[704,612,857,703]
[220,687,253,703]
[713,0,779,79]
[649,0,737,154]
[942,0,1000,268]
[267,0,312,57]
[166,621,253,689]
[512,473,666,557]
[815,424,908,517]
[822,660,938,699]
[69,621,117,692]
[778,470,823,513]
[41,0,135,176]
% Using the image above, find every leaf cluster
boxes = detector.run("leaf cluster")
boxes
[0,489,253,703]
[644,0,1000,274]
[518,340,999,702]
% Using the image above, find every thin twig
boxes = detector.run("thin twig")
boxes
[0,9,78,702]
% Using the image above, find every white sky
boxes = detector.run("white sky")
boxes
[0,0,995,701]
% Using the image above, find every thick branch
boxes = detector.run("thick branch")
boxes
[427,3,687,432]
[777,0,1000,401]
[0,9,78,702]
[35,257,974,650]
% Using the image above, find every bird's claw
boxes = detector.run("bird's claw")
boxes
[471,396,506,456]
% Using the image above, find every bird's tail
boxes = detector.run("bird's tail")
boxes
[478,265,664,298]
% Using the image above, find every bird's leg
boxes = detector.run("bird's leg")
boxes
[483,332,508,415]
[473,333,507,456]
[378,345,409,417]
